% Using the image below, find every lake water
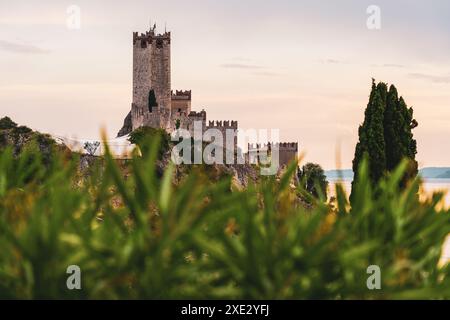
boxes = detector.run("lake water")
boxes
[328,178,450,207]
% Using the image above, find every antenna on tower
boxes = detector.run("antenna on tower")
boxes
[165,22,167,33]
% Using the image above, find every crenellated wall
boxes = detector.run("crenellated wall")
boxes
[248,142,298,168]
[205,120,238,153]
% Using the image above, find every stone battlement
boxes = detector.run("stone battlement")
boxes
[207,120,238,129]
[248,142,298,150]
[171,90,191,100]
[188,110,206,120]
[133,29,171,48]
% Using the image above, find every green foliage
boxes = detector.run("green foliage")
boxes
[384,85,418,185]
[352,80,419,196]
[298,163,328,200]
[0,117,17,130]
[13,126,33,135]
[0,119,61,167]
[148,89,158,112]
[353,80,387,186]
[0,138,449,299]
[128,127,170,158]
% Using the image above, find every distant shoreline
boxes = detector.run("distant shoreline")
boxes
[326,167,450,181]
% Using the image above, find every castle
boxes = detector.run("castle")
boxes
[117,24,298,168]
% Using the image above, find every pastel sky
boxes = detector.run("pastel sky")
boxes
[1,0,450,169]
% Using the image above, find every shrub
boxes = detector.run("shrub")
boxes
[0,138,449,299]
[128,127,170,158]
[298,162,328,200]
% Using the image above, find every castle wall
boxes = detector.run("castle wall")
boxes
[206,120,238,154]
[248,142,298,169]
[171,90,191,114]
[277,142,299,168]
[171,99,191,114]
[171,110,206,135]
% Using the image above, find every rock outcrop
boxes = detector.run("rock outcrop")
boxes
[117,111,132,137]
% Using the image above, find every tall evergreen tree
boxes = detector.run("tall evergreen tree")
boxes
[383,85,399,171]
[352,80,418,197]
[352,80,387,186]
[383,85,418,185]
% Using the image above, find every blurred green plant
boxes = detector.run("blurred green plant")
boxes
[0,136,449,299]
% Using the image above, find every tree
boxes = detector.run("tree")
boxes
[386,92,418,186]
[128,127,169,158]
[148,89,158,112]
[0,116,17,130]
[352,80,418,196]
[352,80,387,186]
[298,163,328,199]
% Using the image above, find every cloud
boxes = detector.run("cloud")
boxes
[324,59,341,64]
[371,63,406,68]
[382,63,405,68]
[221,61,280,76]
[319,59,350,65]
[0,40,50,54]
[409,73,450,84]
[251,71,281,77]
[220,63,264,70]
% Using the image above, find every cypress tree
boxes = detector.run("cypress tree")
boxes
[384,85,399,171]
[352,80,419,198]
[352,79,387,186]
[384,85,418,184]
[393,96,418,184]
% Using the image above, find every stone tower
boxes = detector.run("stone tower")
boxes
[130,24,171,130]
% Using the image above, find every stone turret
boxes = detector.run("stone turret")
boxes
[171,90,191,114]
